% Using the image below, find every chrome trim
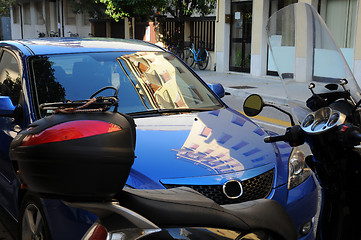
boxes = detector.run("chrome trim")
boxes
[222,180,243,199]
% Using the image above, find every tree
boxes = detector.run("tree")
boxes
[94,0,216,21]
[70,0,216,21]
[165,0,216,18]
[32,57,66,105]
[161,0,216,46]
[0,0,16,16]
[69,0,108,19]
[96,0,168,21]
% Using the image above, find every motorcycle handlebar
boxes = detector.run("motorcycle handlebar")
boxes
[264,135,286,143]
[264,126,305,146]
[265,126,361,145]
[351,130,361,143]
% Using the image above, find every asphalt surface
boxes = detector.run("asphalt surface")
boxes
[195,70,292,133]
[194,70,287,106]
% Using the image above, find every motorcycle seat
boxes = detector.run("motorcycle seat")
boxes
[118,187,297,240]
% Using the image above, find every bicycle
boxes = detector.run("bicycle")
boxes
[49,30,59,37]
[68,31,79,37]
[167,40,184,59]
[184,37,209,70]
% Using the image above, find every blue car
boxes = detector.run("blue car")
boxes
[0,38,318,240]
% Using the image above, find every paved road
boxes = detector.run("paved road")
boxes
[221,93,290,134]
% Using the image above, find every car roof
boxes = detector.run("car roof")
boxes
[0,38,165,56]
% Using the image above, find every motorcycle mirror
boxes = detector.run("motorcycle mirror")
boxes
[243,94,264,117]
[325,84,338,91]
[308,83,315,94]
[243,94,296,126]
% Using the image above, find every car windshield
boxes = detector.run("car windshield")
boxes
[29,51,222,118]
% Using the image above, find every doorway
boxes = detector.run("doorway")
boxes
[229,1,252,73]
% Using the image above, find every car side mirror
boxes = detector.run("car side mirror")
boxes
[243,94,264,117]
[207,83,225,98]
[0,96,15,117]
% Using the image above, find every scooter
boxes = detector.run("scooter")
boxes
[243,3,361,240]
[9,87,297,240]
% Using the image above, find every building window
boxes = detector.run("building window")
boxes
[35,1,44,25]
[83,12,90,25]
[319,0,357,49]
[66,1,76,25]
[269,0,297,17]
[23,3,31,25]
[12,5,20,24]
[267,0,297,75]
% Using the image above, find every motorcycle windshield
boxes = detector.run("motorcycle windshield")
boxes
[266,3,361,123]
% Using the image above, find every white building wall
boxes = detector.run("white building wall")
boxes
[250,0,269,77]
[214,0,361,84]
[10,4,22,39]
[10,0,91,39]
[215,0,231,73]
[62,0,91,37]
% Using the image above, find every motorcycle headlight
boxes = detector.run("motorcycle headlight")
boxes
[288,147,311,189]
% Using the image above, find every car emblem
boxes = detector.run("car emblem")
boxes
[223,180,243,199]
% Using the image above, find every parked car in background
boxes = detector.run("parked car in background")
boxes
[0,38,318,240]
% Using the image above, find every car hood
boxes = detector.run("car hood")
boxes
[126,108,283,188]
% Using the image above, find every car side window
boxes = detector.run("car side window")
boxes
[0,50,21,105]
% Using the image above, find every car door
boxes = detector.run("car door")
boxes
[0,48,24,217]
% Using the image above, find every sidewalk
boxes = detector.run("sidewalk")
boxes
[194,70,288,106]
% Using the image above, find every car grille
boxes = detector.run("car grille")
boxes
[163,169,275,205]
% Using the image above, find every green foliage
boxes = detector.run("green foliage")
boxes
[165,0,216,18]
[69,0,107,19]
[70,0,216,22]
[97,0,168,21]
[0,0,16,16]
[78,0,216,21]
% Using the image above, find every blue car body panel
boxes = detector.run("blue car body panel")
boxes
[127,107,292,189]
[0,38,318,240]
[159,164,275,186]
[130,108,279,181]
[1,38,162,55]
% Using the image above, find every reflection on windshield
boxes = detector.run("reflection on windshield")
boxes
[118,52,220,110]
[30,52,221,118]
[30,56,66,105]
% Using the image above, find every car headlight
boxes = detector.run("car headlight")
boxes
[288,147,311,189]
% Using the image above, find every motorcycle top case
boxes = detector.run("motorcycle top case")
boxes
[10,111,136,201]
